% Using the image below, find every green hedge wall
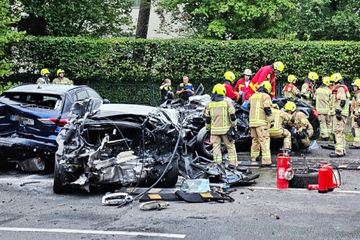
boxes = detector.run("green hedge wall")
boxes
[4,37,360,103]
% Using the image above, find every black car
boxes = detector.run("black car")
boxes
[0,84,107,171]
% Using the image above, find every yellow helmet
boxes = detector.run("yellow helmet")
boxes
[308,72,319,81]
[322,77,331,86]
[273,61,284,72]
[288,75,297,83]
[260,81,272,93]
[352,79,360,88]
[212,83,226,96]
[330,73,343,83]
[284,101,297,112]
[224,71,235,82]
[40,68,50,76]
[57,69,65,76]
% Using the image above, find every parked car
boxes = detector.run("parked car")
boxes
[0,84,108,171]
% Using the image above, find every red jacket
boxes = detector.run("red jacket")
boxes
[248,65,276,98]
[224,82,240,101]
[235,78,251,101]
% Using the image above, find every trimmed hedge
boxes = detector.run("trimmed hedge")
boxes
[4,37,360,103]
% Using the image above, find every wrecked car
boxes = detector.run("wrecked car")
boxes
[54,98,258,193]
[0,84,107,172]
[161,95,320,159]
[54,98,181,193]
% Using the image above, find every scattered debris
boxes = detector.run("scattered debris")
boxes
[140,201,169,211]
[20,181,41,187]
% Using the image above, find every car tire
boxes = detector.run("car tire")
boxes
[152,160,179,188]
[289,171,318,188]
[53,158,72,194]
[196,127,213,159]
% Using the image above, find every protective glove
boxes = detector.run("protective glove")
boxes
[226,127,236,142]
[340,100,346,108]
[290,127,297,137]
[296,93,301,98]
[357,117,360,127]
[298,130,307,139]
[301,94,307,99]
[291,117,295,124]
[335,109,342,120]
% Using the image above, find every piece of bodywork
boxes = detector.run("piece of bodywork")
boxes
[54,98,181,193]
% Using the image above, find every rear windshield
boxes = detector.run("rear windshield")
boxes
[0,93,63,110]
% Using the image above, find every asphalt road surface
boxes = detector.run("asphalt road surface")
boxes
[1,163,360,240]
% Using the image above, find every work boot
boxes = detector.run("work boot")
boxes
[329,152,344,158]
[349,145,360,149]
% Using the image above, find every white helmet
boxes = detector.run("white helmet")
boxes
[243,69,252,76]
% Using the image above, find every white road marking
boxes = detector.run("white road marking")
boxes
[247,186,360,194]
[0,227,186,239]
[0,177,53,184]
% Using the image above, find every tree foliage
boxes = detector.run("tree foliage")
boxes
[0,0,23,77]
[155,0,360,40]
[11,0,135,37]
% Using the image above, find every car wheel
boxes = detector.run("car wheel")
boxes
[289,171,318,188]
[53,157,72,194]
[152,160,179,188]
[196,127,213,159]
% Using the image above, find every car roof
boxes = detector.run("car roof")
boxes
[3,84,89,95]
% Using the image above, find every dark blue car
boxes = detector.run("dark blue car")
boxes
[0,84,105,171]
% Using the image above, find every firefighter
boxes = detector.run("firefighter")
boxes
[36,68,51,84]
[235,69,252,101]
[223,71,241,102]
[248,61,284,99]
[52,69,74,85]
[283,75,301,99]
[329,76,336,135]
[268,105,293,154]
[314,76,332,141]
[249,81,272,166]
[285,101,314,153]
[204,83,238,167]
[329,73,350,157]
[301,72,318,105]
[350,79,360,149]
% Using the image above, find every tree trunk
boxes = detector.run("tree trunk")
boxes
[135,0,151,39]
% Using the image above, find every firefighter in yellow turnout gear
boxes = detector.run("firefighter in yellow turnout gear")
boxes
[268,106,293,153]
[350,79,360,149]
[204,84,238,167]
[314,77,332,140]
[329,73,350,157]
[285,101,314,153]
[283,75,301,99]
[249,81,272,166]
[301,72,318,105]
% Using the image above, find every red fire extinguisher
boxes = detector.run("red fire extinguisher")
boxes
[318,167,328,193]
[277,153,293,189]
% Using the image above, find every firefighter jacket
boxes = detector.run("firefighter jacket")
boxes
[333,84,350,116]
[248,65,276,99]
[289,111,313,134]
[283,83,300,98]
[301,82,313,104]
[329,86,336,116]
[268,108,292,134]
[224,82,240,101]
[235,78,251,101]
[204,98,236,135]
[52,77,74,85]
[351,90,360,117]
[314,86,332,114]
[249,92,272,127]
[36,77,51,84]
